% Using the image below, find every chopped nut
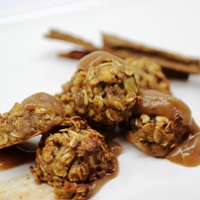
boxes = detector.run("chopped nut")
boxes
[140,114,150,124]
[155,116,169,124]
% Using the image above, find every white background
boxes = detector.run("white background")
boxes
[0,1,200,200]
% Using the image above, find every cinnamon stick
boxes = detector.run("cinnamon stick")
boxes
[45,30,200,79]
[102,33,200,79]
[45,30,97,52]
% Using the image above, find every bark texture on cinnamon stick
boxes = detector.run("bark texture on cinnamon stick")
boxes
[45,30,200,79]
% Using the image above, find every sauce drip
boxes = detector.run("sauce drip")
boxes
[89,140,122,198]
[0,146,35,171]
[21,92,63,116]
[108,140,122,157]
[136,89,200,167]
[166,131,200,167]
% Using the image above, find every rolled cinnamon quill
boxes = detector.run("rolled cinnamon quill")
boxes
[45,30,200,79]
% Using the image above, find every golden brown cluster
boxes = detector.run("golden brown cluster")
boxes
[30,116,116,200]
[53,51,192,159]
[0,92,63,149]
[56,51,139,129]
[0,50,196,200]
[125,114,187,157]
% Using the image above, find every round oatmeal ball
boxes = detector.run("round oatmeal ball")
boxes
[30,116,117,200]
[57,51,139,129]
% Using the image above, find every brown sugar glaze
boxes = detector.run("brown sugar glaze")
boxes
[137,89,200,167]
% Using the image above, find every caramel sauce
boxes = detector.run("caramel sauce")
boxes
[20,92,63,134]
[166,131,200,167]
[135,89,193,126]
[89,140,122,198]
[21,92,63,116]
[108,140,122,157]
[136,89,200,167]
[0,146,35,171]
[77,50,131,71]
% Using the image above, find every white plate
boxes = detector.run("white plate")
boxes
[0,0,200,199]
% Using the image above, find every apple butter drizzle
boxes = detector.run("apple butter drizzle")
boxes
[136,89,200,167]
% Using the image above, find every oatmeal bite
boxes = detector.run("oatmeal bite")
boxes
[30,116,117,200]
[123,89,196,157]
[0,92,63,149]
[125,57,171,94]
[56,51,139,129]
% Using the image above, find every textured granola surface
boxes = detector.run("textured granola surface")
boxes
[56,51,139,130]
[125,114,187,157]
[30,116,117,200]
[125,57,171,94]
[0,92,63,149]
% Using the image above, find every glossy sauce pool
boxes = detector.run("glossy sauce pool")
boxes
[0,146,35,171]
[166,131,200,167]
